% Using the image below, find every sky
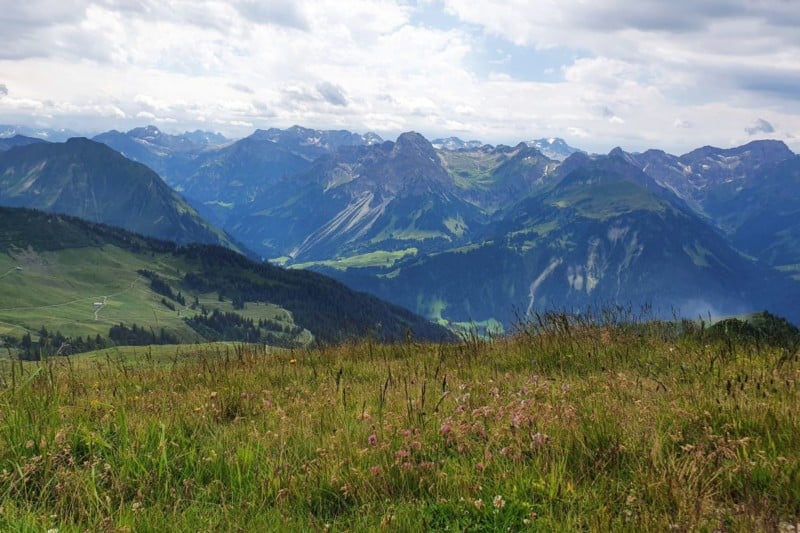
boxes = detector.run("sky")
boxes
[1,0,799,154]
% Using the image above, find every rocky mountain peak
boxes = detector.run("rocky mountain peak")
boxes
[127,125,162,139]
[394,131,436,159]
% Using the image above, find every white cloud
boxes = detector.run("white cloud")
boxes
[745,118,775,135]
[316,81,348,107]
[0,0,797,153]
[568,126,589,138]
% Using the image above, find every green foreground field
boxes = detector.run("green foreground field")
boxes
[1,316,799,531]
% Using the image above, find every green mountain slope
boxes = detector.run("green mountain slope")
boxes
[0,207,453,352]
[442,143,558,212]
[0,138,238,250]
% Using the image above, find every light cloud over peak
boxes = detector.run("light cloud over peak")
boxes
[746,118,775,136]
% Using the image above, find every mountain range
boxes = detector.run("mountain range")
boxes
[331,151,795,327]
[7,123,799,329]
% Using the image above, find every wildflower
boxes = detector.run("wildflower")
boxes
[368,433,378,446]
[475,462,485,472]
[493,495,505,509]
[439,421,452,436]
[473,498,484,510]
[395,449,410,460]
[531,432,550,447]
[370,466,381,476]
[289,358,297,364]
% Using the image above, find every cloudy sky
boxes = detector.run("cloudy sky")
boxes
[1,0,799,153]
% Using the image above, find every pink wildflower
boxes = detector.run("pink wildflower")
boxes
[370,466,381,476]
[368,433,378,446]
[531,432,550,447]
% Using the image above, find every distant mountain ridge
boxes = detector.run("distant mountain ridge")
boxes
[0,124,84,142]
[610,140,800,270]
[93,125,383,227]
[430,136,582,162]
[525,138,584,161]
[432,137,485,151]
[0,135,46,152]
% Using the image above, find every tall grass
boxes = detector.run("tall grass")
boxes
[1,311,798,531]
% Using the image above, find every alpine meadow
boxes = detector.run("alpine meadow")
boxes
[2,1,800,531]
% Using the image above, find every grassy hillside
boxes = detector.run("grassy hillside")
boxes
[0,234,308,349]
[0,208,452,355]
[1,313,798,530]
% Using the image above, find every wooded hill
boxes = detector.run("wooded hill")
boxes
[0,207,454,357]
